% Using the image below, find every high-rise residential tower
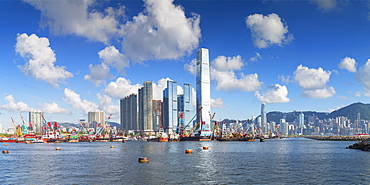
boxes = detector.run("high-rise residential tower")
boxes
[29,110,43,133]
[88,111,105,126]
[138,81,153,132]
[120,93,138,131]
[196,48,211,136]
[163,80,178,133]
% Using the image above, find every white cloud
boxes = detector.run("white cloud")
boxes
[210,55,262,92]
[85,46,130,86]
[0,95,31,112]
[246,13,293,48]
[338,57,357,72]
[15,33,73,88]
[84,63,113,86]
[249,52,262,62]
[310,0,337,12]
[122,0,201,61]
[97,93,119,115]
[278,75,292,84]
[211,98,225,109]
[212,55,244,71]
[63,88,99,114]
[294,65,335,98]
[294,65,331,90]
[255,84,290,103]
[39,102,71,114]
[184,58,197,75]
[355,59,370,91]
[98,46,130,74]
[24,0,124,44]
[104,77,142,99]
[301,87,336,98]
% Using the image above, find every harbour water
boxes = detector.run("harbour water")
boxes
[1,137,369,184]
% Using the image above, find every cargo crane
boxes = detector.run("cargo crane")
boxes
[20,114,29,135]
[95,114,111,139]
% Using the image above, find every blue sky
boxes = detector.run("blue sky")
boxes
[1,0,370,128]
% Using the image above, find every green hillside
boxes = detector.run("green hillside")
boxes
[326,102,370,121]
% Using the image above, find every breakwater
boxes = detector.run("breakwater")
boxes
[347,140,370,151]
[306,135,370,141]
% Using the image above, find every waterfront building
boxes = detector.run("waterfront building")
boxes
[88,111,105,126]
[29,110,43,133]
[298,112,304,135]
[163,80,178,133]
[177,83,195,133]
[139,81,154,133]
[152,100,162,131]
[120,94,138,132]
[261,103,267,133]
[280,121,289,135]
[196,48,211,136]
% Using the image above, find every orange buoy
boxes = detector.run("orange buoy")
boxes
[55,147,61,150]
[2,150,9,154]
[138,157,149,163]
[185,149,193,154]
[110,146,115,148]
[4,144,8,146]
[203,146,209,150]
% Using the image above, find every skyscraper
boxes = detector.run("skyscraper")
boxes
[298,112,304,135]
[163,80,178,133]
[29,110,43,133]
[152,100,162,131]
[139,81,153,132]
[261,103,267,133]
[88,111,105,126]
[178,83,195,133]
[120,93,138,131]
[196,48,211,136]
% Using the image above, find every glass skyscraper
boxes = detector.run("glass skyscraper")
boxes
[196,48,211,136]
[178,83,194,133]
[261,103,267,133]
[163,80,178,133]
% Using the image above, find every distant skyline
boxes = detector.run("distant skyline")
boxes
[1,0,370,128]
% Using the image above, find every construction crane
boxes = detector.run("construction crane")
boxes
[180,107,202,135]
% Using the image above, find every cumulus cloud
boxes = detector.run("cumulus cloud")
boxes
[97,93,119,115]
[255,84,290,103]
[15,33,73,88]
[39,102,71,114]
[355,59,370,92]
[294,65,335,98]
[104,77,142,99]
[184,58,197,75]
[211,98,225,109]
[122,0,201,61]
[0,95,31,112]
[246,13,293,48]
[310,0,337,12]
[294,65,331,90]
[63,88,99,114]
[84,46,129,86]
[338,57,357,72]
[84,63,113,86]
[210,55,262,92]
[301,87,336,98]
[24,0,124,44]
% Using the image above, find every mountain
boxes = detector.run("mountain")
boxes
[326,102,370,121]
